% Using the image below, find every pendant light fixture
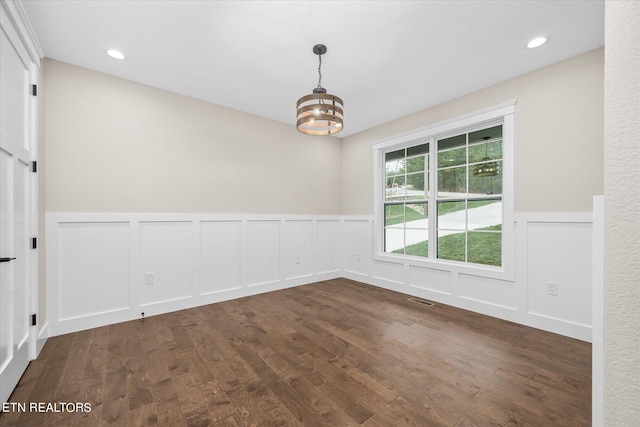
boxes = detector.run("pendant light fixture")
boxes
[296,44,344,135]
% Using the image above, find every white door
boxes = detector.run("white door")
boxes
[0,10,36,404]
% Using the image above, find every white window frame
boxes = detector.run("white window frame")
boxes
[372,101,515,281]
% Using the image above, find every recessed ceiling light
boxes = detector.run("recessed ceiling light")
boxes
[527,36,547,49]
[106,49,126,60]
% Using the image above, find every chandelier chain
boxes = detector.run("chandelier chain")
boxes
[317,53,323,89]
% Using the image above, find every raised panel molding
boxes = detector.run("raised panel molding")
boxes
[340,213,593,342]
[57,222,130,320]
[408,266,452,295]
[284,220,314,280]
[315,220,340,274]
[46,213,594,341]
[526,221,592,326]
[199,221,242,295]
[139,221,194,306]
[372,260,404,284]
[46,214,343,336]
[342,219,372,276]
[245,220,281,287]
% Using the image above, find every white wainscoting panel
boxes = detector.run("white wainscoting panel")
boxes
[139,221,194,307]
[245,220,281,287]
[458,274,517,310]
[315,220,340,274]
[342,213,593,341]
[342,219,372,277]
[284,220,314,280]
[372,260,404,285]
[46,214,343,336]
[408,265,452,296]
[526,221,592,326]
[58,222,130,320]
[47,213,594,341]
[199,220,242,295]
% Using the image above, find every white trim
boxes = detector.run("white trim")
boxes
[27,60,39,361]
[371,100,517,151]
[46,213,344,336]
[592,195,604,427]
[343,265,592,342]
[514,212,593,223]
[35,322,47,357]
[46,211,594,344]
[341,212,594,342]
[0,0,43,66]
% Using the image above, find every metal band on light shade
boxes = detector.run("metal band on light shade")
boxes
[296,93,344,135]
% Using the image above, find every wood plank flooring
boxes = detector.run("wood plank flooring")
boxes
[0,279,591,426]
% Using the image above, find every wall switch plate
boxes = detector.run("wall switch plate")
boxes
[144,272,154,285]
[547,281,558,296]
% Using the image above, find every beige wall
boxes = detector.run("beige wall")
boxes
[43,59,342,214]
[604,1,640,425]
[341,48,604,215]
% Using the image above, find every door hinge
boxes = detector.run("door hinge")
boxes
[32,237,37,249]
[32,161,37,173]
[32,84,37,96]
[31,314,37,326]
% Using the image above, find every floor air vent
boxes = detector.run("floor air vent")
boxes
[408,297,435,307]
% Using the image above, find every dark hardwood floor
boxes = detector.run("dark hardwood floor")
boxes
[0,279,591,426]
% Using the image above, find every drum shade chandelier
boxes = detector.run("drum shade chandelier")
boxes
[296,44,344,135]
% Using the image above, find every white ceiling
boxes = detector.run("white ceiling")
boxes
[21,0,604,138]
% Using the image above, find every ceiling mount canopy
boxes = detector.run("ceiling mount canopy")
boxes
[296,44,344,136]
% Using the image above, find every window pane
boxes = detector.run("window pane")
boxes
[405,229,428,257]
[385,204,405,227]
[407,155,426,173]
[407,143,428,157]
[468,199,502,230]
[384,227,405,253]
[438,166,466,198]
[469,161,502,196]
[405,203,428,226]
[469,125,502,144]
[468,140,502,164]
[437,201,465,230]
[406,172,427,200]
[385,149,405,162]
[468,231,501,266]
[438,146,466,168]
[438,134,466,151]
[437,231,465,262]
[385,175,406,201]
[386,149,405,178]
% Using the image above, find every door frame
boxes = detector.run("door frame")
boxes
[1,0,43,390]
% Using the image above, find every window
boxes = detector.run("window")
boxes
[436,125,502,266]
[384,143,429,257]
[374,102,514,275]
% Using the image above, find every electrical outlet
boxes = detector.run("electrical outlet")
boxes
[144,272,154,285]
[547,281,558,296]
[356,252,361,262]
[295,255,300,264]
